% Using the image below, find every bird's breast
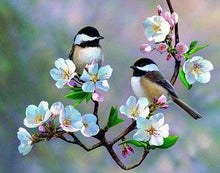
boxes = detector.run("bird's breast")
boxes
[131,76,168,102]
[73,46,104,74]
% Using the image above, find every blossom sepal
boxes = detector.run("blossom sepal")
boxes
[104,106,124,130]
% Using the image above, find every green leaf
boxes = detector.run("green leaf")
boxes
[150,136,179,149]
[183,53,191,60]
[188,44,208,55]
[73,94,88,107]
[189,40,198,51]
[179,67,192,90]
[104,107,124,130]
[65,91,87,100]
[85,93,92,103]
[119,140,147,148]
[64,86,83,92]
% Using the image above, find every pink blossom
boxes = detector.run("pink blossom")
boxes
[163,11,171,21]
[171,12,179,24]
[140,44,153,55]
[122,144,134,158]
[157,43,167,54]
[157,95,167,104]
[176,42,188,54]
[169,33,175,41]
[157,5,163,15]
[92,92,104,102]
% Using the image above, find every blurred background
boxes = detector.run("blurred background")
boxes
[0,0,220,172]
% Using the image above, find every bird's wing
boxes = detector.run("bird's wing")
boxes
[145,71,178,98]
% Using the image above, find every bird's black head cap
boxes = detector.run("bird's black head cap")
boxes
[77,26,101,37]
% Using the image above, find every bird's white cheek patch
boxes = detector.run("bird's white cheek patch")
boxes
[75,34,98,45]
[137,64,160,72]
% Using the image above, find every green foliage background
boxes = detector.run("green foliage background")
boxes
[0,0,220,172]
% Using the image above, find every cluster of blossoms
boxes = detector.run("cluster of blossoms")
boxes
[50,59,113,102]
[120,95,169,147]
[17,101,100,156]
[140,5,213,85]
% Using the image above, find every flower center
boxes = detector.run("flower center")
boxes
[35,114,43,123]
[84,123,88,128]
[147,126,158,136]
[62,69,70,79]
[64,119,71,126]
[91,74,98,83]
[130,106,138,117]
[192,63,202,75]
[153,24,161,32]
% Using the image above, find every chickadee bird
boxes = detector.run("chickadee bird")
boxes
[130,57,202,120]
[69,26,104,74]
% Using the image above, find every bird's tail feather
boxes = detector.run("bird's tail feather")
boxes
[172,96,202,120]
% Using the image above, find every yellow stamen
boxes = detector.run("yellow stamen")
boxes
[64,119,71,126]
[35,114,43,123]
[84,123,88,128]
[130,106,138,117]
[147,126,157,136]
[153,24,161,32]
[191,63,202,75]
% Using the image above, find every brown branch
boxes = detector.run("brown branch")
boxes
[166,0,181,85]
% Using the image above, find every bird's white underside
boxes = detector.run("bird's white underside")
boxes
[79,47,104,64]
[131,77,146,98]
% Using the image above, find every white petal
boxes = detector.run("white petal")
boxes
[98,65,113,80]
[183,60,193,74]
[38,101,49,115]
[50,102,64,115]
[119,105,130,117]
[195,72,211,83]
[190,56,203,63]
[149,135,164,146]
[126,96,137,108]
[159,124,169,138]
[81,123,99,137]
[133,129,150,142]
[55,79,67,88]
[80,69,91,81]
[150,113,164,129]
[88,63,99,75]
[185,72,196,85]
[139,107,150,118]
[55,58,67,70]
[96,80,109,92]
[65,59,76,74]
[25,105,37,119]
[50,68,61,80]
[82,114,97,124]
[200,59,214,71]
[82,81,95,92]
[136,117,151,130]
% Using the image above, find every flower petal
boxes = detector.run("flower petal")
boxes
[149,135,164,146]
[136,117,151,130]
[55,58,67,70]
[150,113,164,129]
[88,63,99,75]
[80,70,91,82]
[82,81,95,92]
[200,59,214,71]
[126,96,137,108]
[82,114,97,124]
[81,123,99,137]
[98,65,113,80]
[185,72,196,85]
[96,80,109,91]
[66,59,76,74]
[119,105,130,116]
[159,124,169,138]
[50,68,62,80]
[55,79,67,88]
[195,72,211,83]
[133,129,150,142]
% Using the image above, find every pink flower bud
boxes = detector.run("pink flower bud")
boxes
[171,12,179,24]
[157,5,163,15]
[140,44,153,55]
[156,43,167,54]
[51,114,57,119]
[168,18,175,30]
[92,92,104,102]
[126,145,134,154]
[175,54,184,59]
[176,42,188,54]
[163,11,171,21]
[166,54,172,61]
[47,120,52,126]
[157,95,167,104]
[39,125,47,133]
[162,105,169,109]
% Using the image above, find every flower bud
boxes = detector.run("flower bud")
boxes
[156,43,167,54]
[92,92,104,102]
[176,42,188,54]
[157,5,163,15]
[39,125,47,133]
[166,54,172,61]
[163,11,171,21]
[171,12,179,24]
[140,44,153,55]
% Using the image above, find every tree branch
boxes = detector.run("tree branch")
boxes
[166,0,181,85]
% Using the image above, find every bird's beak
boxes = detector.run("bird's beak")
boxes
[99,36,104,40]
[130,65,137,69]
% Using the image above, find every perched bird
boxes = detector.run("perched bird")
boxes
[130,57,202,120]
[69,26,104,74]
